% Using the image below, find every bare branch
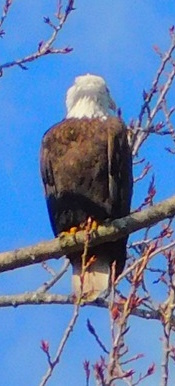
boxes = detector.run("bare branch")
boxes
[39,302,80,386]
[87,318,109,354]
[0,0,13,33]
[134,162,152,183]
[131,32,175,156]
[0,0,74,75]
[117,240,175,285]
[37,258,70,293]
[0,286,175,328]
[138,35,175,127]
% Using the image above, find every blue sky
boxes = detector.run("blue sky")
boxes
[0,1,175,385]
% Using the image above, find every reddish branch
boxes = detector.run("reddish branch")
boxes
[39,302,80,386]
[0,0,74,75]
[0,0,13,35]
[130,30,175,156]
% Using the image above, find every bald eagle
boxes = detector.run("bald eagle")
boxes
[40,74,133,301]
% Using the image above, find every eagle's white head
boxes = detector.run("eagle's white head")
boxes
[66,74,116,119]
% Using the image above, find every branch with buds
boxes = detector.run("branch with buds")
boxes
[0,0,74,76]
[128,27,175,157]
[0,0,12,37]
[39,302,80,386]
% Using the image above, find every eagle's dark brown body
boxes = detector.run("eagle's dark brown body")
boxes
[40,117,133,299]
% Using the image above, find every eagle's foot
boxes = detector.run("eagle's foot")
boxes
[60,226,78,238]
[91,220,98,231]
[70,226,78,235]
[67,218,99,235]
[84,217,99,235]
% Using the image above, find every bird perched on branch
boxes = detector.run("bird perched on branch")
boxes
[40,74,133,301]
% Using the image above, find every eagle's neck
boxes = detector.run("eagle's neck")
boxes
[66,97,109,120]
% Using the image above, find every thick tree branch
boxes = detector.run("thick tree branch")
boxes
[0,195,174,273]
[0,291,175,328]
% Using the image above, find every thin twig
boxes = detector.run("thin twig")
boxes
[39,302,80,386]
[0,0,13,31]
[132,34,175,156]
[0,0,74,74]
[37,258,70,293]
[87,318,109,354]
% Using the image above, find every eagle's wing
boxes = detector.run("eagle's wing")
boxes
[107,118,133,219]
[40,124,55,193]
[40,125,61,236]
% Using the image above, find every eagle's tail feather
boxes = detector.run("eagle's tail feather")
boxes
[72,257,111,301]
[69,239,127,302]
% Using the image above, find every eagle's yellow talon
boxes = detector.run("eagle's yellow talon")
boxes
[70,226,78,235]
[60,227,78,237]
[91,220,98,231]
